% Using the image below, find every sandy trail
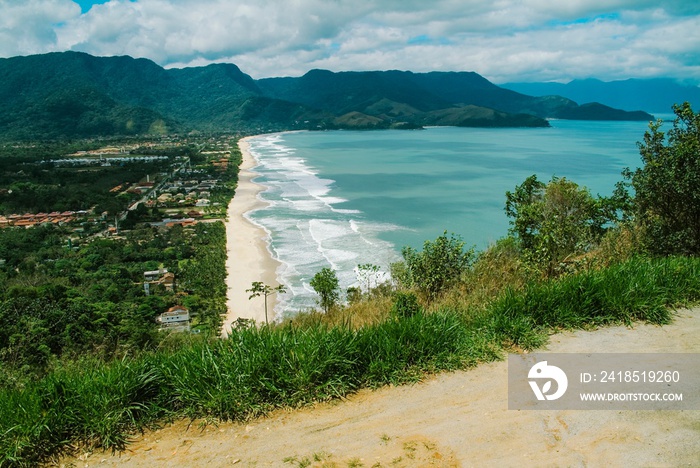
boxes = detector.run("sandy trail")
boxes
[68,308,700,467]
[221,136,282,336]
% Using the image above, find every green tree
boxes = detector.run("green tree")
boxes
[622,102,700,255]
[506,175,609,276]
[246,281,286,325]
[504,175,546,251]
[310,267,340,313]
[356,263,381,296]
[400,231,474,300]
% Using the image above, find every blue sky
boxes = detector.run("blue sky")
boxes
[73,0,110,14]
[0,0,698,84]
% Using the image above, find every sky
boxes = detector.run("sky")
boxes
[0,0,699,84]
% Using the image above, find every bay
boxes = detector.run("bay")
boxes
[246,120,652,315]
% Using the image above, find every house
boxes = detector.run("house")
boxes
[158,272,175,292]
[156,305,190,332]
[144,268,168,282]
[195,199,211,207]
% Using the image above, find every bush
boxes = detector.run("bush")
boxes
[505,175,612,277]
[622,102,700,255]
[400,231,474,300]
[391,291,421,318]
[310,268,340,313]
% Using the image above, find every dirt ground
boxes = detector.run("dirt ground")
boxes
[62,308,700,467]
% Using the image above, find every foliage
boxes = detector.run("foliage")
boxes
[505,175,613,276]
[3,254,700,466]
[400,231,474,300]
[247,281,287,325]
[2,52,659,141]
[0,222,229,381]
[621,102,700,255]
[391,291,421,318]
[310,267,340,313]
[356,263,381,296]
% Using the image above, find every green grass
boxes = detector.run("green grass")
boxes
[2,256,700,466]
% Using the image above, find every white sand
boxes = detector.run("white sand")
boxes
[221,136,282,337]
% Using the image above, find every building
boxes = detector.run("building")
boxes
[144,268,168,282]
[156,305,190,332]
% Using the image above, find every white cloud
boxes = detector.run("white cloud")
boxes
[0,0,79,56]
[0,0,698,83]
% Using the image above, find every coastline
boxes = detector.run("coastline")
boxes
[222,136,281,337]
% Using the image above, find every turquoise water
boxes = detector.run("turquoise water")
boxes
[246,121,651,315]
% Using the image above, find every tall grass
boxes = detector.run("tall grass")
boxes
[491,256,700,330]
[2,256,700,466]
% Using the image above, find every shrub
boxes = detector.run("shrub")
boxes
[400,231,474,300]
[391,291,421,318]
[505,175,613,277]
[622,102,700,255]
[310,267,340,313]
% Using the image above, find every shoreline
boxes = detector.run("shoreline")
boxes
[221,136,282,337]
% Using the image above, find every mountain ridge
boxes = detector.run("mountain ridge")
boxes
[0,52,656,140]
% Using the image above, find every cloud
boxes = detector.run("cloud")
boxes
[1,0,698,83]
[0,0,80,56]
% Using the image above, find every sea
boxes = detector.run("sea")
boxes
[244,119,661,316]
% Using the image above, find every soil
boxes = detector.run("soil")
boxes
[62,308,700,467]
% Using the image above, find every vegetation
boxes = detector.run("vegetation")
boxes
[3,255,700,465]
[398,231,475,299]
[621,102,700,255]
[0,51,656,141]
[247,282,287,325]
[0,136,241,385]
[310,267,341,313]
[505,175,614,277]
[0,103,698,466]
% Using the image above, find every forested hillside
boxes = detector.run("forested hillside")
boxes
[0,52,656,140]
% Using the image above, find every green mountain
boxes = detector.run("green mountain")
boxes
[259,69,653,125]
[0,52,654,140]
[0,52,325,139]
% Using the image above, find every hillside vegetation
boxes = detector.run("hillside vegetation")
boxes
[0,52,655,140]
[0,103,696,466]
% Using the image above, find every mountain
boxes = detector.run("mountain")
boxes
[0,52,655,140]
[0,52,326,139]
[260,69,653,125]
[501,78,700,114]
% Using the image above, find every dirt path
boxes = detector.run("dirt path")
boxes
[65,308,700,467]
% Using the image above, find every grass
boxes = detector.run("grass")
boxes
[2,255,700,466]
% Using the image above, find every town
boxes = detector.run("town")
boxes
[0,133,243,336]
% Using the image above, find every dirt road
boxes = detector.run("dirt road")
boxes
[66,308,700,467]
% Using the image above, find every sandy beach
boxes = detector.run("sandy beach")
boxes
[221,136,281,337]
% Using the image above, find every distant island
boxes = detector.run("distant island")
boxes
[0,51,655,140]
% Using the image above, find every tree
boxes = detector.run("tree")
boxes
[400,231,474,300]
[505,175,610,276]
[622,102,700,255]
[246,281,286,325]
[356,263,381,296]
[504,175,546,251]
[310,267,340,313]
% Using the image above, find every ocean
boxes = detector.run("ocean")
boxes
[245,120,654,316]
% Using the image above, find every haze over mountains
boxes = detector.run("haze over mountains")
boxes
[0,51,668,140]
[502,79,700,114]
